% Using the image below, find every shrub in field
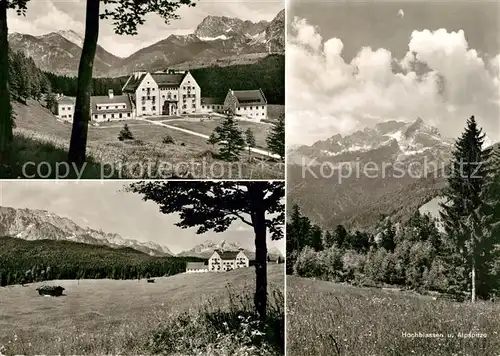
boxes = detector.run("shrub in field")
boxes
[118,124,134,141]
[146,289,284,355]
[162,135,175,144]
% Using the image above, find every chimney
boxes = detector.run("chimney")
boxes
[108,89,114,99]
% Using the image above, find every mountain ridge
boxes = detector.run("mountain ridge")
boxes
[8,10,284,77]
[0,206,173,256]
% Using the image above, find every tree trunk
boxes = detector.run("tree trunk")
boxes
[471,259,476,303]
[249,183,267,321]
[0,0,13,154]
[68,0,100,166]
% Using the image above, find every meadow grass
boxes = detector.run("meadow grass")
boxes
[4,100,284,179]
[0,264,284,355]
[287,276,500,356]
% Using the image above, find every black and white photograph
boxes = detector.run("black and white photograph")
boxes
[0,0,284,179]
[0,180,285,355]
[286,1,500,355]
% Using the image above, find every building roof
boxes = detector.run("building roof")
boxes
[201,97,224,105]
[214,250,244,260]
[186,262,208,270]
[122,72,188,92]
[57,96,76,105]
[90,94,133,113]
[231,89,267,106]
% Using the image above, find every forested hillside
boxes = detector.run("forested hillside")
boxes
[0,236,204,287]
[44,54,285,104]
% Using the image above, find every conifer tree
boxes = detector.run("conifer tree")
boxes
[310,225,324,252]
[334,224,348,249]
[213,115,245,161]
[266,113,285,160]
[439,116,492,301]
[379,219,396,252]
[245,128,256,158]
[323,230,335,249]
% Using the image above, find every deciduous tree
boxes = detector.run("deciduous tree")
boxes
[127,181,284,320]
[68,0,195,165]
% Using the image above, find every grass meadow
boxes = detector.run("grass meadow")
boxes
[287,276,500,356]
[0,265,284,355]
[3,100,284,179]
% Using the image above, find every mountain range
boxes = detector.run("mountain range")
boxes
[0,206,281,259]
[288,118,455,231]
[177,239,283,260]
[7,9,284,77]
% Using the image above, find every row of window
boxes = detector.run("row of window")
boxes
[201,105,223,110]
[238,106,266,110]
[60,106,73,111]
[93,113,131,119]
[97,104,127,111]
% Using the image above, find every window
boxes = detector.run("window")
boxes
[152,106,156,110]
[127,113,131,117]
[142,88,145,91]
[106,106,109,109]
[182,105,186,109]
[61,107,65,110]
[94,115,98,119]
[250,106,253,110]
[202,105,205,109]
[262,106,264,109]
[62,115,66,118]
[119,113,122,118]
[142,106,146,111]
[111,114,114,118]
[103,114,106,119]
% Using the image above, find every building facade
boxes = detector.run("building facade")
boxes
[223,89,268,121]
[54,89,134,122]
[208,249,250,272]
[186,262,209,273]
[122,70,201,117]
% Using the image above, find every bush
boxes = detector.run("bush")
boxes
[118,124,134,141]
[147,289,284,355]
[162,135,175,144]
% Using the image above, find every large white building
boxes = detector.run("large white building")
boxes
[53,70,268,122]
[54,89,134,122]
[208,249,250,272]
[122,70,201,117]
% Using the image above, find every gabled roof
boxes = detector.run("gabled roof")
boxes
[153,72,188,88]
[231,89,267,106]
[122,72,189,92]
[57,96,76,105]
[90,94,133,113]
[186,262,208,269]
[201,97,224,105]
[213,250,244,260]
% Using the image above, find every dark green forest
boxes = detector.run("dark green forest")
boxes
[0,236,204,287]
[287,117,500,302]
[44,55,285,104]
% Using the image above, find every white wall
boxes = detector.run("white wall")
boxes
[92,111,133,122]
[236,104,267,121]
[58,104,75,120]
[179,72,201,114]
[135,73,160,117]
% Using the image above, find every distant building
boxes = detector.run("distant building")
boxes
[208,249,250,272]
[186,262,209,273]
[223,89,267,121]
[122,70,201,117]
[54,89,134,122]
[200,97,224,114]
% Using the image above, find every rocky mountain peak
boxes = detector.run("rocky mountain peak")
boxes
[0,206,173,256]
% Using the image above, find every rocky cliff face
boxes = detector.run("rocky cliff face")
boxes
[0,206,173,256]
[9,9,285,76]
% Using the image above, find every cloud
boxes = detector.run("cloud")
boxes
[287,17,500,146]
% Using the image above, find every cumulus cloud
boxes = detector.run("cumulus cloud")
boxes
[287,17,500,146]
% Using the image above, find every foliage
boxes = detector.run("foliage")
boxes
[211,115,245,161]
[0,236,202,287]
[118,123,134,141]
[266,114,284,160]
[162,134,174,144]
[245,128,256,158]
[147,289,284,356]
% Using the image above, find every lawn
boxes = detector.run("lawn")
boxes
[167,118,272,149]
[287,276,500,356]
[0,265,284,355]
[6,100,284,179]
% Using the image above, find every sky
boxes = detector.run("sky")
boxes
[287,0,500,146]
[0,181,284,255]
[7,0,283,57]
